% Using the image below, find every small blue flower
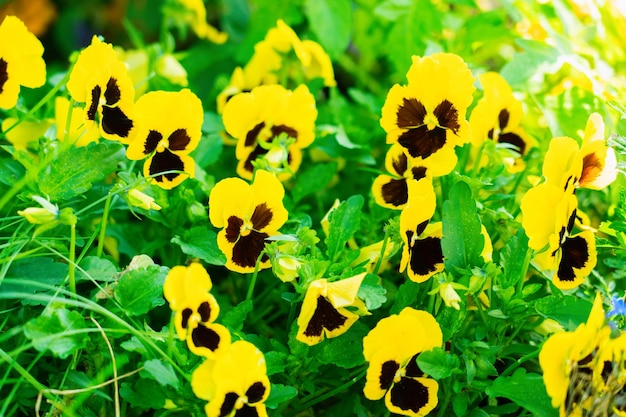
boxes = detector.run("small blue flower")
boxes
[607,295,626,318]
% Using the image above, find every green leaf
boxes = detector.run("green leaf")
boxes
[265,351,289,376]
[38,141,125,201]
[442,180,484,271]
[417,347,460,379]
[534,295,593,330]
[222,300,253,332]
[500,39,559,87]
[120,336,148,355]
[357,274,387,310]
[114,265,168,316]
[141,359,180,390]
[499,228,530,288]
[304,0,352,58]
[265,383,298,409]
[76,256,118,283]
[318,321,368,369]
[487,369,557,417]
[23,306,88,359]
[325,195,364,263]
[390,280,420,314]
[171,225,226,266]
[292,161,337,204]
[120,379,165,409]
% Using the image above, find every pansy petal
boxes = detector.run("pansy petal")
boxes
[143,149,195,190]
[553,230,596,290]
[385,376,438,417]
[187,322,232,358]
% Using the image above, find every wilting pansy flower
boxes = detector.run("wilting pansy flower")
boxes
[0,16,46,109]
[296,273,368,346]
[192,340,270,417]
[163,263,231,357]
[469,71,534,171]
[577,113,617,190]
[222,84,317,181]
[363,307,442,417]
[209,170,288,273]
[2,117,52,150]
[167,0,227,44]
[66,36,136,143]
[380,53,474,172]
[126,89,203,189]
[399,178,442,283]
[540,293,610,417]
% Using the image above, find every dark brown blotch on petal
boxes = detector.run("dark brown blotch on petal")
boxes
[498,109,510,130]
[405,353,425,378]
[250,203,273,230]
[144,130,162,154]
[381,178,409,207]
[412,167,427,181]
[148,148,185,182]
[380,360,400,391]
[389,377,430,413]
[219,392,239,417]
[398,125,447,159]
[271,124,298,140]
[245,382,267,404]
[231,230,269,268]
[197,301,212,322]
[225,216,243,243]
[581,152,602,184]
[245,122,265,147]
[87,85,101,121]
[434,100,460,133]
[498,132,526,155]
[101,105,133,138]
[304,295,348,337]
[408,236,443,277]
[397,97,427,128]
[190,323,221,351]
[104,77,121,104]
[0,58,7,93]
[181,308,192,329]
[557,235,590,283]
[392,151,408,176]
[169,128,191,151]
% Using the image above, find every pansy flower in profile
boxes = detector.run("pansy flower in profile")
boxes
[577,112,617,190]
[399,178,442,283]
[363,307,442,417]
[126,89,203,189]
[521,181,596,289]
[469,71,534,172]
[0,15,46,109]
[296,273,369,346]
[163,263,231,358]
[209,170,288,273]
[66,36,136,143]
[192,340,270,417]
[540,293,610,416]
[2,117,52,150]
[222,84,317,181]
[380,53,474,171]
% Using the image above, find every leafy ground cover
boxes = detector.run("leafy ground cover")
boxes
[2,0,626,416]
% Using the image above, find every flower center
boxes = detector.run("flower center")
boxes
[235,396,247,410]
[156,137,169,153]
[240,220,254,236]
[424,112,439,131]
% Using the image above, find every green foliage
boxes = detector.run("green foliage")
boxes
[38,142,126,201]
[114,264,168,316]
[442,180,485,272]
[487,369,558,417]
[23,305,88,359]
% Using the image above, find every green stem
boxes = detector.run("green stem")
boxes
[296,366,367,411]
[372,224,391,275]
[499,347,541,377]
[97,193,114,258]
[68,223,76,296]
[246,250,266,302]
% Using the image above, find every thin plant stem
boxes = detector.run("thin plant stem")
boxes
[69,222,76,296]
[97,192,114,258]
[246,250,266,302]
